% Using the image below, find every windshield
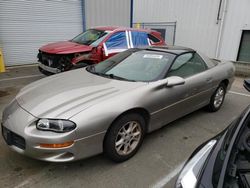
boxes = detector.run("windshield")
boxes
[72,29,109,46]
[87,50,175,82]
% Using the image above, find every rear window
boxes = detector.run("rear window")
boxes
[148,34,161,43]
[198,51,217,68]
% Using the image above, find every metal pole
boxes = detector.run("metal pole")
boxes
[215,0,229,58]
[130,0,134,27]
[216,0,223,24]
[81,0,86,31]
[173,22,177,45]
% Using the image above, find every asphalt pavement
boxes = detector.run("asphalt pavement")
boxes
[0,65,249,188]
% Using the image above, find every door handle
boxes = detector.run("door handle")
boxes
[206,77,213,83]
[190,88,198,95]
[193,88,198,92]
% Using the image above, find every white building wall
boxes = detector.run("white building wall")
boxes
[219,0,250,61]
[134,0,221,58]
[85,0,131,28]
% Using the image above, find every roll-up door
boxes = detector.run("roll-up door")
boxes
[238,30,250,63]
[0,0,83,66]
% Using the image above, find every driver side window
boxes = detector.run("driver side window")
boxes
[168,52,207,78]
[103,31,128,55]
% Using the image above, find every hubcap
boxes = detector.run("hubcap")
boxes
[214,87,225,108]
[115,121,142,156]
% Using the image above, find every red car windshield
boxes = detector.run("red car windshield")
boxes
[72,29,109,46]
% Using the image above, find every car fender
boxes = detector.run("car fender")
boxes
[69,84,153,139]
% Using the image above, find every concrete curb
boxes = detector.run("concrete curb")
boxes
[233,61,250,77]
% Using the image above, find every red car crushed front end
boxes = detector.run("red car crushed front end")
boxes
[37,27,166,75]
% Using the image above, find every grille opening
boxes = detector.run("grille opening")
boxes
[2,126,26,150]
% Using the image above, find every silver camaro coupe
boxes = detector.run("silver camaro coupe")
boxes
[1,46,235,162]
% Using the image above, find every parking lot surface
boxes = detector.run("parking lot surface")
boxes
[0,65,249,188]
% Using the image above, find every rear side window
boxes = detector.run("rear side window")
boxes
[148,34,161,43]
[168,52,207,78]
[198,51,217,68]
[131,31,150,48]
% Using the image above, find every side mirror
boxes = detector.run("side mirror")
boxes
[166,76,185,87]
[243,79,250,92]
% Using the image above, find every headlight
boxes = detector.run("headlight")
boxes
[36,119,76,133]
[176,140,217,188]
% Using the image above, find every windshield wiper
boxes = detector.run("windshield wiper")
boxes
[91,71,135,82]
[87,66,135,82]
[106,74,136,82]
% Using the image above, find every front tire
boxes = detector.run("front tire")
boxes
[207,83,226,112]
[104,113,146,162]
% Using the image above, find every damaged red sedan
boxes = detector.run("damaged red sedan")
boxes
[37,26,165,75]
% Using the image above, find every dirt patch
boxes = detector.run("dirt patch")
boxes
[0,87,19,98]
[13,167,23,172]
[0,90,10,97]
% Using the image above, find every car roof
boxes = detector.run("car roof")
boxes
[145,46,196,55]
[93,26,120,31]
[92,26,157,33]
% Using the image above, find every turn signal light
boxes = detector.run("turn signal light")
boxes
[39,141,74,148]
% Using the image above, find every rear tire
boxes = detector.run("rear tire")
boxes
[207,83,226,112]
[104,113,146,162]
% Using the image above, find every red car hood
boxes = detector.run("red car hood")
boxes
[39,41,93,54]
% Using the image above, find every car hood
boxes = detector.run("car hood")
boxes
[39,41,93,54]
[16,69,145,119]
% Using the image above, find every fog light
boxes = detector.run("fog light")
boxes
[39,141,74,148]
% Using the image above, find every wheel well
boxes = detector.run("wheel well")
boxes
[103,108,150,150]
[221,79,229,88]
[115,108,150,131]
[119,108,150,129]
[104,108,151,142]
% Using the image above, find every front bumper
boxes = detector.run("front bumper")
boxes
[1,100,105,162]
[38,63,61,74]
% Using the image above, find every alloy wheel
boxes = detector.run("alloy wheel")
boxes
[214,86,225,108]
[115,121,142,156]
